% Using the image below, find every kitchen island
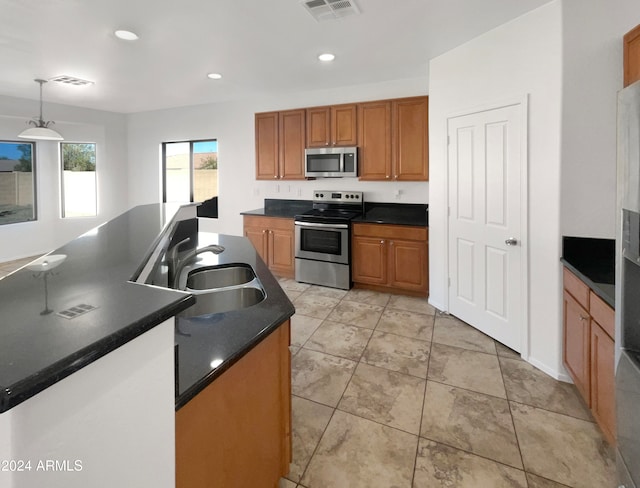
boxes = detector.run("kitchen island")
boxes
[0,203,295,488]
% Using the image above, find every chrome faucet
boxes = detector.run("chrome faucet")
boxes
[170,242,225,289]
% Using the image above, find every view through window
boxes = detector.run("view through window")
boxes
[0,141,36,226]
[163,140,218,216]
[61,143,97,218]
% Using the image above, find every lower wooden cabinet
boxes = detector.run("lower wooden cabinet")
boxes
[352,223,428,296]
[243,215,295,278]
[176,320,292,488]
[562,267,615,445]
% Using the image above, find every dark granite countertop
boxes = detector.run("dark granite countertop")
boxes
[355,202,428,227]
[172,232,295,409]
[241,198,313,219]
[0,204,195,413]
[561,236,615,308]
[241,199,428,226]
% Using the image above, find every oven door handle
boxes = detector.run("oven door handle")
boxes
[294,221,349,229]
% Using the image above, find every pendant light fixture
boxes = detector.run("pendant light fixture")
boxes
[18,79,63,141]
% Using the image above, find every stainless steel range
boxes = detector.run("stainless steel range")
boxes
[294,190,363,289]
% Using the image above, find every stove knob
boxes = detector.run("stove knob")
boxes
[355,194,360,199]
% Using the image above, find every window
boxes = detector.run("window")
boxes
[60,142,97,218]
[162,140,218,217]
[0,141,36,226]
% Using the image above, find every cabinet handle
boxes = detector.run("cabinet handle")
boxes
[325,142,329,146]
[579,315,588,322]
[390,241,394,246]
[274,175,277,179]
[386,175,390,179]
[262,230,266,234]
[380,240,384,244]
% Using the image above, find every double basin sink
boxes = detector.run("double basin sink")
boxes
[178,263,266,318]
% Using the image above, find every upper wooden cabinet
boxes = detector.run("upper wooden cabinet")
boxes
[358,101,392,180]
[255,110,306,180]
[358,96,428,181]
[306,104,357,147]
[393,96,429,181]
[624,24,640,87]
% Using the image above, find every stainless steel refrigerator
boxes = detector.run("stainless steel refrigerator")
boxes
[616,79,640,488]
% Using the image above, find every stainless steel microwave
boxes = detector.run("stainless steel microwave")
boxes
[305,147,357,178]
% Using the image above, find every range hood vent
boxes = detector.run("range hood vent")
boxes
[301,0,360,22]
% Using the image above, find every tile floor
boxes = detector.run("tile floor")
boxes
[277,278,616,488]
[0,259,617,487]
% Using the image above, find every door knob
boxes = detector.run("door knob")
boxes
[505,238,518,246]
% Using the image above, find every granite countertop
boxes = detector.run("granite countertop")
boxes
[561,236,615,308]
[0,204,195,413]
[355,202,428,227]
[172,232,295,409]
[242,199,428,227]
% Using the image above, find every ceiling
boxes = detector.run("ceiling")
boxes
[0,0,553,114]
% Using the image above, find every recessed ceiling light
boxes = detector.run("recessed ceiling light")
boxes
[318,53,335,62]
[207,73,223,80]
[114,30,139,41]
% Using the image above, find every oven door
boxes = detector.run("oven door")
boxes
[294,221,349,264]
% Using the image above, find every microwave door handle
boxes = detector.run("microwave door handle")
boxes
[339,153,344,173]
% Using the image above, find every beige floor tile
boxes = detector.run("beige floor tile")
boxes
[301,410,417,488]
[362,331,431,378]
[387,294,435,315]
[432,314,497,354]
[291,349,356,407]
[290,314,323,348]
[526,473,572,488]
[279,277,311,293]
[288,396,334,483]
[285,290,303,301]
[428,343,506,398]
[500,357,591,420]
[343,288,391,307]
[338,363,425,434]
[293,294,340,320]
[496,341,522,360]
[326,300,384,329]
[421,381,522,469]
[413,439,527,488]
[280,477,298,488]
[305,320,373,361]
[302,285,348,300]
[510,402,616,488]
[375,308,434,341]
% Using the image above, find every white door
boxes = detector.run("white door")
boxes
[447,103,525,351]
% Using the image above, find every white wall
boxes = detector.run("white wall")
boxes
[429,2,565,376]
[0,318,175,488]
[126,77,429,236]
[0,95,128,262]
[560,0,640,237]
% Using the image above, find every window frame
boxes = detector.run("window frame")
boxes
[59,141,97,219]
[161,138,218,205]
[0,140,37,226]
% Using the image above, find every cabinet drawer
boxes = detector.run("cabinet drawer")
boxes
[353,223,427,241]
[243,215,293,231]
[590,291,615,339]
[563,268,589,310]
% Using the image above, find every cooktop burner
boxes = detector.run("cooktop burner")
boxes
[294,190,364,224]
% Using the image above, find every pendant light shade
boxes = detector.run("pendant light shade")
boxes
[18,79,63,141]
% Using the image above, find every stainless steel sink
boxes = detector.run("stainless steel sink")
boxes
[185,264,255,291]
[178,286,266,318]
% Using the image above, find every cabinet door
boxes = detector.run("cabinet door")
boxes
[255,112,279,180]
[563,290,591,403]
[392,96,428,181]
[279,109,306,180]
[306,107,331,147]
[388,239,428,293]
[244,226,268,263]
[332,104,357,146]
[358,101,392,180]
[624,24,640,87]
[268,227,295,278]
[352,236,387,284]
[590,321,616,445]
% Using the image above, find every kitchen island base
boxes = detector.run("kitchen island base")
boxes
[176,319,292,488]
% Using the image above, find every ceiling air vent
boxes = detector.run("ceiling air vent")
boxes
[49,75,94,86]
[301,0,360,22]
